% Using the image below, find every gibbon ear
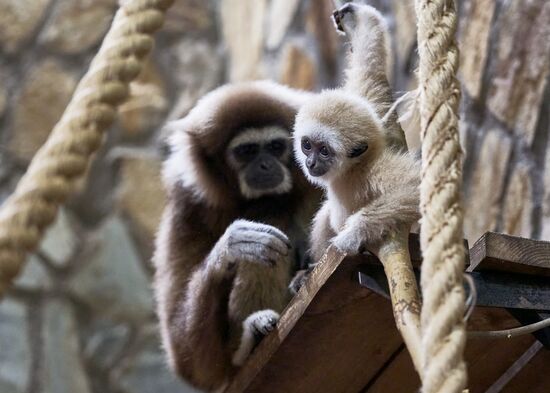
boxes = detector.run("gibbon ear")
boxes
[348,143,368,158]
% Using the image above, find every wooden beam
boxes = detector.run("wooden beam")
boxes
[225,247,405,393]
[497,342,550,393]
[365,308,538,393]
[358,265,550,311]
[469,232,550,276]
[225,234,469,392]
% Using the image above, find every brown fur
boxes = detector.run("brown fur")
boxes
[153,81,321,391]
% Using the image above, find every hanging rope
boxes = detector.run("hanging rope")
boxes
[415,0,467,392]
[0,0,174,297]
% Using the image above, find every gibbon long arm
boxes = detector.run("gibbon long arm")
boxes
[154,204,234,390]
[337,4,407,150]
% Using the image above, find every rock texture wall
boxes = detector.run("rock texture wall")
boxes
[0,1,548,392]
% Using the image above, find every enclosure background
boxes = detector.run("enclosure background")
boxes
[0,0,548,392]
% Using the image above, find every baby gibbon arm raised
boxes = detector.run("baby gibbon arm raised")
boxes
[310,201,336,263]
[335,3,406,150]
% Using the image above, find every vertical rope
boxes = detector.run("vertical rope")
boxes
[0,0,174,297]
[415,0,468,392]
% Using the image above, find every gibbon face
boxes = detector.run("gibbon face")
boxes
[226,126,293,199]
[293,91,384,185]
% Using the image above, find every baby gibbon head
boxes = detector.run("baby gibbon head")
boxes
[293,90,385,186]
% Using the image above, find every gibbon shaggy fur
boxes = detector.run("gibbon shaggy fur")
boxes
[293,3,420,263]
[153,81,321,391]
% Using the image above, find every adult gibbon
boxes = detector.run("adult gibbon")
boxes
[153,81,320,391]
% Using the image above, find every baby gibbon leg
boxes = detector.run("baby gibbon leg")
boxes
[310,201,336,263]
[228,253,292,366]
[289,202,335,295]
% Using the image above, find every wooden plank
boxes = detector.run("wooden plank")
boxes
[469,232,550,276]
[225,249,405,393]
[225,246,347,393]
[404,233,469,267]
[486,342,543,393]
[354,233,469,269]
[226,234,469,392]
[365,308,537,393]
[501,344,550,393]
[358,265,550,311]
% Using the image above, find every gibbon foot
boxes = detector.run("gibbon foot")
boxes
[289,269,308,295]
[288,263,318,295]
[232,309,280,366]
[248,309,279,336]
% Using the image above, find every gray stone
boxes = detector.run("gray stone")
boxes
[70,217,153,322]
[0,0,50,53]
[166,39,221,119]
[84,321,130,368]
[0,66,8,117]
[163,0,214,36]
[9,60,77,161]
[119,61,168,139]
[391,0,417,66]
[502,164,532,238]
[15,255,51,291]
[541,144,550,241]
[279,43,316,91]
[42,300,91,393]
[487,1,550,143]
[464,130,512,243]
[117,153,166,251]
[305,0,338,78]
[0,299,31,392]
[221,0,267,81]
[266,0,300,50]
[40,208,78,267]
[40,0,116,54]
[118,331,201,393]
[459,0,496,99]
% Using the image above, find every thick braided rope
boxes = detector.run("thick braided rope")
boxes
[0,0,174,297]
[415,0,467,392]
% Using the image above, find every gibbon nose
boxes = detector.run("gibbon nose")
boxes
[306,156,316,169]
[259,160,273,171]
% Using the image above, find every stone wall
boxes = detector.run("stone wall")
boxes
[0,1,548,392]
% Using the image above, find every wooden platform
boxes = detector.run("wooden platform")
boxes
[225,233,550,393]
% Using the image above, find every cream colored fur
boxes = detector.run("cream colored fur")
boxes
[293,3,420,259]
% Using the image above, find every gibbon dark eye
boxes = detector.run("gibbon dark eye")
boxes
[266,139,286,156]
[320,146,330,157]
[302,138,311,151]
[233,143,259,162]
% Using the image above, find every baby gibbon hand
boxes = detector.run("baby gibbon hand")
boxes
[331,219,365,256]
[207,219,292,274]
